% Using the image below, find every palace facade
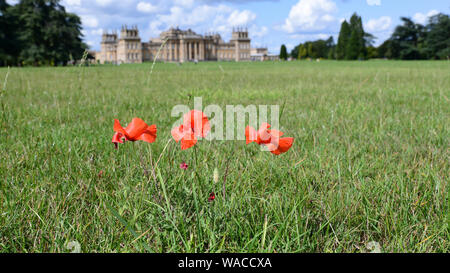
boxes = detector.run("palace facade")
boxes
[96,26,253,64]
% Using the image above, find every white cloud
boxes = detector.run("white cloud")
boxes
[413,10,439,25]
[366,0,381,6]
[281,0,338,33]
[95,0,114,7]
[81,15,99,28]
[250,26,268,38]
[63,0,81,6]
[227,10,256,26]
[91,28,104,35]
[366,16,391,32]
[136,2,159,13]
[174,0,194,8]
[289,33,330,41]
[152,4,255,36]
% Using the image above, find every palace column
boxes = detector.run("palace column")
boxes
[188,41,192,61]
[200,41,205,61]
[180,40,185,62]
[195,41,199,60]
[166,41,169,61]
[166,42,170,61]
[170,41,174,61]
[168,40,171,61]
[162,43,166,62]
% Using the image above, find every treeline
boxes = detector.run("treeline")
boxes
[375,14,450,60]
[290,37,336,60]
[282,12,450,60]
[0,0,86,66]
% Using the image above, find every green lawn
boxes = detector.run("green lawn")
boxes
[0,60,448,253]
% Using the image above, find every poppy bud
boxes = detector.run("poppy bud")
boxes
[208,192,216,202]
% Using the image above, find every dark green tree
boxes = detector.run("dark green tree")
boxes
[389,17,426,60]
[377,13,450,60]
[307,43,314,58]
[327,47,335,59]
[367,46,378,59]
[336,13,373,60]
[297,44,307,60]
[336,20,351,60]
[291,36,335,60]
[377,40,391,58]
[346,29,361,59]
[0,0,21,66]
[425,13,450,59]
[280,44,288,60]
[1,0,86,66]
[346,13,367,60]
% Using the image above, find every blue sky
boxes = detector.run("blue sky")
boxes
[10,0,449,53]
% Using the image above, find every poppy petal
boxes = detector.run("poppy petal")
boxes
[268,129,284,138]
[201,118,211,138]
[180,133,197,150]
[138,124,157,143]
[245,126,258,144]
[185,110,210,138]
[125,118,150,141]
[138,132,156,143]
[270,137,294,155]
[257,123,272,144]
[112,132,125,149]
[114,119,129,139]
[266,145,281,155]
[171,125,185,143]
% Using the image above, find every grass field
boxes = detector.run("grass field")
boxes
[0,60,448,253]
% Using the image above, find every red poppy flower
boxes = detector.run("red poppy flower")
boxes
[171,110,210,150]
[208,192,216,202]
[245,123,294,155]
[112,118,157,148]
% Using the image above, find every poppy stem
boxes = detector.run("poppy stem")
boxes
[193,145,201,182]
[194,145,198,167]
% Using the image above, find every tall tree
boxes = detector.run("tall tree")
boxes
[378,13,450,60]
[307,43,314,58]
[1,0,86,66]
[336,13,373,60]
[280,44,288,60]
[336,20,351,60]
[0,0,21,66]
[377,40,391,58]
[425,13,450,59]
[346,29,361,59]
[297,44,307,60]
[389,17,426,60]
[346,13,367,60]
